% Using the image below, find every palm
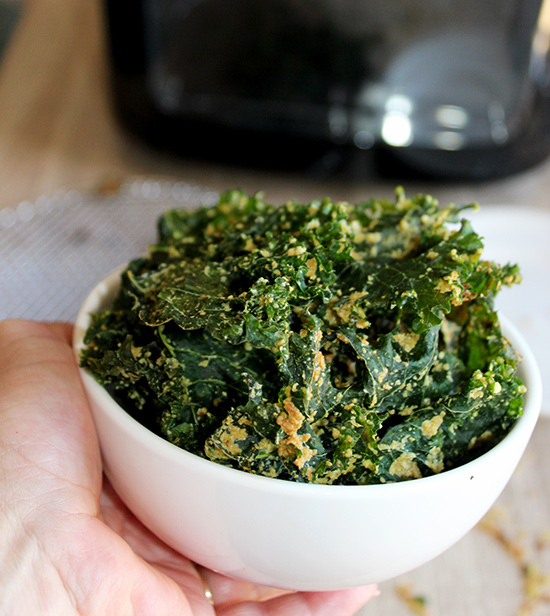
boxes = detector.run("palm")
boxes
[0,321,376,615]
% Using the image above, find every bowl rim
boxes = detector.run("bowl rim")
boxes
[74,266,543,496]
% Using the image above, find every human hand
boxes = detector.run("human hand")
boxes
[0,320,378,615]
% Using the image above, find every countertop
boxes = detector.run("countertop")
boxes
[0,2,549,615]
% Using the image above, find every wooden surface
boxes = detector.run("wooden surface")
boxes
[0,2,549,615]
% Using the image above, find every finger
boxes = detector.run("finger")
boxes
[0,319,101,519]
[100,480,216,616]
[198,567,290,608]
[216,585,379,616]
[38,320,74,345]
[0,319,74,368]
[99,453,375,616]
[100,482,289,612]
[0,319,84,411]
[100,479,203,579]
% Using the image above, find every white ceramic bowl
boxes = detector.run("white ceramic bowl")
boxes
[73,268,542,591]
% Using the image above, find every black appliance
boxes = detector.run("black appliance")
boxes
[104,0,550,179]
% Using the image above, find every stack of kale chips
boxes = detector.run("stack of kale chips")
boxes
[81,189,525,484]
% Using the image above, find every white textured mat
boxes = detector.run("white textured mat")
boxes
[0,178,217,322]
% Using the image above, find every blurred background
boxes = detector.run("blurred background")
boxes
[2,0,550,207]
[0,2,549,615]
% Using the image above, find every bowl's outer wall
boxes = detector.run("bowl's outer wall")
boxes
[74,269,542,591]
[80,370,536,589]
